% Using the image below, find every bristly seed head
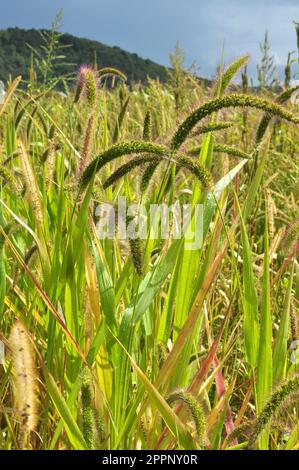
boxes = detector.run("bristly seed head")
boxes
[166,389,206,447]
[248,374,299,449]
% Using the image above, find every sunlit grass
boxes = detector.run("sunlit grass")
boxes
[0,54,298,450]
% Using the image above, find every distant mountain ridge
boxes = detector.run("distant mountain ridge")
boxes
[0,27,169,84]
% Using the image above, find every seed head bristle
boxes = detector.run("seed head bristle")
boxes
[78,113,95,176]
[256,84,299,144]
[143,111,152,141]
[280,218,299,255]
[128,237,144,276]
[188,143,251,160]
[172,153,213,189]
[81,366,94,449]
[113,96,130,143]
[248,374,299,449]
[218,55,250,96]
[290,299,299,341]
[171,94,299,151]
[9,320,38,448]
[98,67,127,82]
[79,141,166,192]
[75,65,98,108]
[226,421,252,445]
[140,160,160,193]
[19,141,44,228]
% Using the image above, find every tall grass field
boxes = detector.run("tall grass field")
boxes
[0,28,298,451]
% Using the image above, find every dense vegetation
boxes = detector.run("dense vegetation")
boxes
[0,46,298,451]
[0,27,169,84]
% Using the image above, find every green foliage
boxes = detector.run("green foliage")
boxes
[26,9,73,87]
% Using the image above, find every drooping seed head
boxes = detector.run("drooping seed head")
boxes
[140,160,160,193]
[256,84,299,144]
[80,366,94,449]
[226,421,253,445]
[172,93,299,151]
[190,121,234,138]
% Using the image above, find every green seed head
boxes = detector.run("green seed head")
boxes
[172,153,213,189]
[256,84,299,144]
[191,121,234,137]
[103,154,160,189]
[80,366,94,450]
[140,160,160,193]
[98,67,127,82]
[281,218,299,255]
[79,141,166,192]
[85,70,98,108]
[218,55,249,96]
[248,374,299,449]
[128,236,144,276]
[172,93,299,151]
[75,65,98,108]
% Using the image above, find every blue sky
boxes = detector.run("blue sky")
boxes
[1,0,299,80]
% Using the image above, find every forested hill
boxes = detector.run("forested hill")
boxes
[0,27,169,84]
